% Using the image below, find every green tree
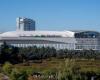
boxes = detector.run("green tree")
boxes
[0,42,20,64]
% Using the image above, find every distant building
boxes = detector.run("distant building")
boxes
[0,18,100,50]
[16,17,35,31]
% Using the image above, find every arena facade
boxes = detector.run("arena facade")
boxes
[0,17,100,50]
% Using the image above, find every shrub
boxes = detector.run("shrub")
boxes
[10,68,28,80]
[2,62,13,75]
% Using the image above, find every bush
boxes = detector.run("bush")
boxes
[2,62,13,75]
[10,68,28,80]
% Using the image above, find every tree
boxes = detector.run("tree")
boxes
[0,42,11,63]
[0,42,20,64]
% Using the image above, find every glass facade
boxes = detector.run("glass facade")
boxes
[75,31,99,38]
[16,17,35,31]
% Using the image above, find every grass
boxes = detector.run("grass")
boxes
[76,59,100,73]
[14,58,100,73]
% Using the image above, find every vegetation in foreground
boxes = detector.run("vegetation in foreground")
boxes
[0,42,100,80]
[0,59,100,80]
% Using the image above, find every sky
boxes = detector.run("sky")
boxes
[0,0,100,32]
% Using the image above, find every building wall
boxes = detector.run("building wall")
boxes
[75,38,99,50]
[0,37,76,50]
[0,37,100,50]
[0,31,100,50]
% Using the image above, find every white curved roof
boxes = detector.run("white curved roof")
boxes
[0,30,75,37]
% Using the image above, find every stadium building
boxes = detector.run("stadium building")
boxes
[0,17,100,50]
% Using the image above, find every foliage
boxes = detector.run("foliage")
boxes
[2,62,13,75]
[10,68,28,80]
[0,42,100,64]
[0,42,20,64]
[0,42,100,80]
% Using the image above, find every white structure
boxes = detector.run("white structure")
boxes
[16,17,35,31]
[0,18,100,50]
[0,30,100,50]
[0,30,76,50]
